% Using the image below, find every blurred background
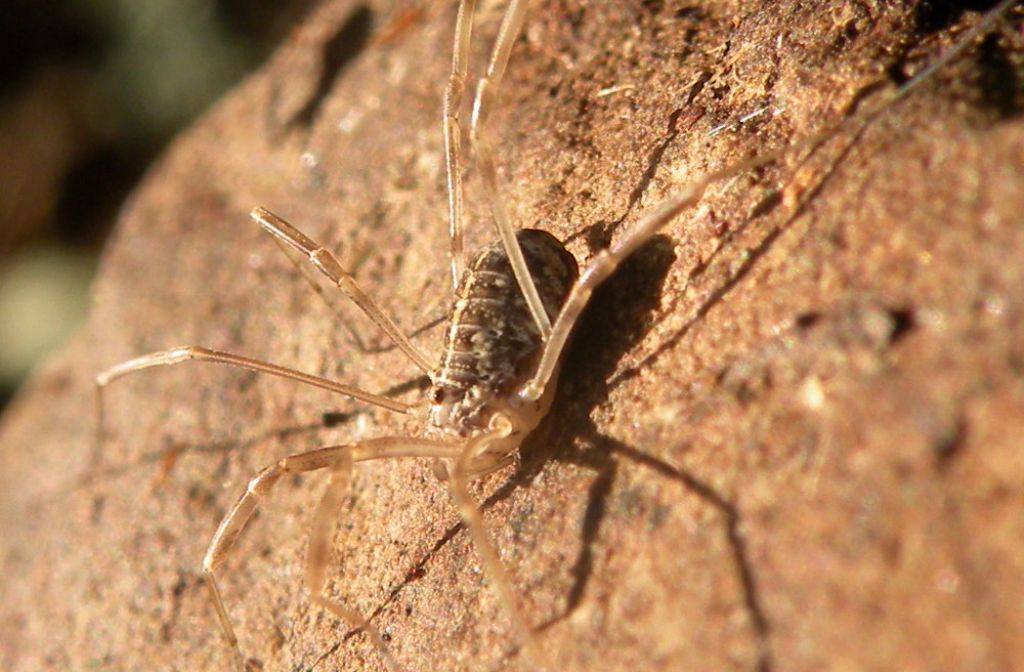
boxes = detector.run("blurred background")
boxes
[0,0,316,411]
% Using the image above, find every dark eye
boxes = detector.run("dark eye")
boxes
[430,388,446,404]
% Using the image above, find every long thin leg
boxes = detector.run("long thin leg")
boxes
[443,0,477,291]
[202,437,464,672]
[93,345,413,468]
[518,180,711,402]
[266,230,375,353]
[469,0,554,339]
[447,420,551,670]
[307,453,402,671]
[520,121,843,399]
[96,345,411,413]
[251,207,434,374]
[268,229,446,356]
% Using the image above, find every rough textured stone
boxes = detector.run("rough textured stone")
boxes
[2,2,1022,671]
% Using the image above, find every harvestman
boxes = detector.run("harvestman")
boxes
[95,1,1019,670]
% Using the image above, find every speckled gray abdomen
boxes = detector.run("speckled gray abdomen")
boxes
[431,229,578,432]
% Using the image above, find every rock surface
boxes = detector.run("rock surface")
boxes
[2,1,1023,671]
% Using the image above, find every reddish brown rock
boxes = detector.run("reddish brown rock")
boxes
[2,2,1022,671]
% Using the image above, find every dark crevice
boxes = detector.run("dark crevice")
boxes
[309,640,342,671]
[749,190,783,220]
[320,411,352,428]
[935,416,968,470]
[288,4,375,128]
[347,518,467,642]
[974,31,1024,118]
[160,570,191,644]
[639,0,665,15]
[892,0,1023,120]
[913,0,1009,36]
[886,307,917,345]
[795,311,824,331]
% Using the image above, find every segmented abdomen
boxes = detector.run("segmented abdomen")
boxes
[435,229,578,395]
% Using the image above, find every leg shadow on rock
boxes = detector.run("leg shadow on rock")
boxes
[521,233,773,670]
